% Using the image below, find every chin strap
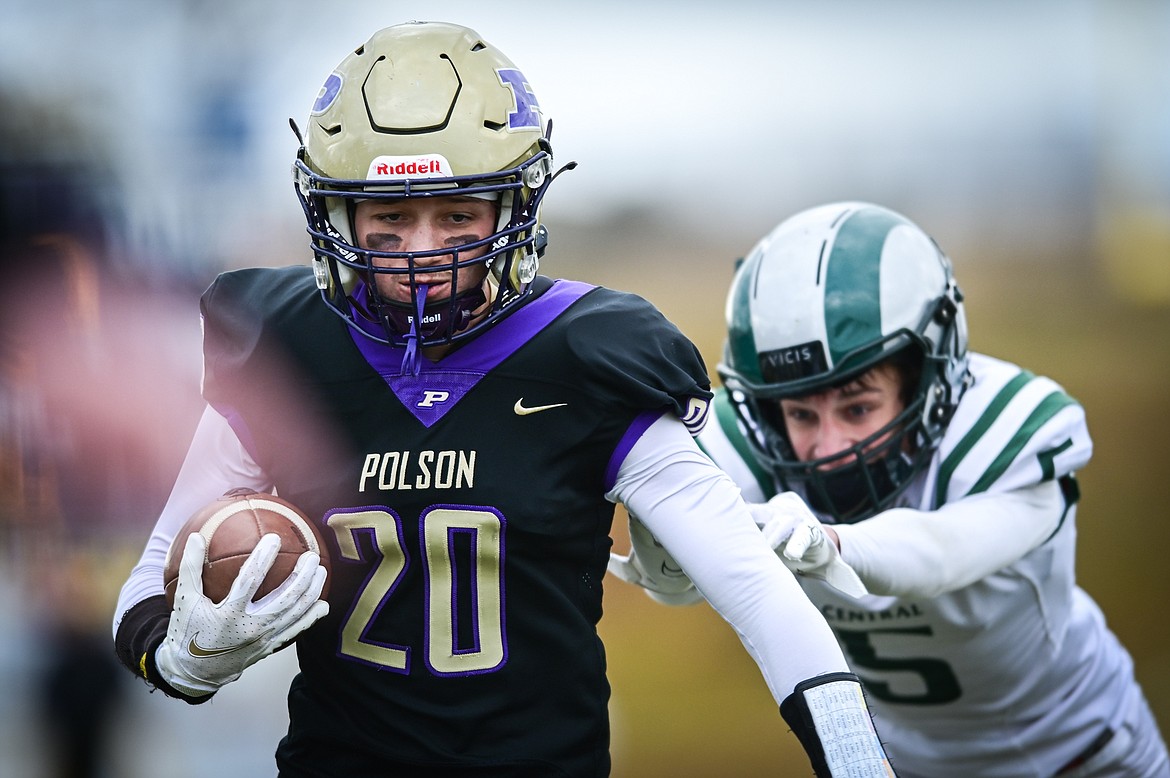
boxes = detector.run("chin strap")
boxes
[377,282,489,365]
[398,284,428,376]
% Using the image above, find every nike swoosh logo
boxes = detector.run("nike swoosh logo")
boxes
[188,633,261,658]
[513,398,568,416]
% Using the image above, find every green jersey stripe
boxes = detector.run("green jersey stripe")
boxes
[933,369,1035,508]
[967,391,1078,496]
[1037,438,1075,482]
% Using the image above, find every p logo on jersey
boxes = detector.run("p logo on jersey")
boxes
[384,371,484,428]
[417,390,451,409]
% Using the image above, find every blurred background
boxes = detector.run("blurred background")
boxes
[1,0,1167,775]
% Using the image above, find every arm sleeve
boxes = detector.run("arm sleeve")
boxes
[834,479,1065,597]
[112,404,272,635]
[112,404,271,693]
[607,413,850,704]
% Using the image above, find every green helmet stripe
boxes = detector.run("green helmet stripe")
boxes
[726,252,764,384]
[823,208,906,365]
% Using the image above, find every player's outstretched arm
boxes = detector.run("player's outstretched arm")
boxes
[610,496,866,603]
[608,414,898,776]
[831,480,1065,597]
[152,532,328,698]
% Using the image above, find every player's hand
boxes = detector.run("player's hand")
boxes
[747,492,868,598]
[154,532,329,697]
[607,516,703,606]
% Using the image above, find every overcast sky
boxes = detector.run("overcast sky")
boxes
[2,0,1166,269]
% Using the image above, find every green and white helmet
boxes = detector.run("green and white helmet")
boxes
[293,21,572,347]
[718,202,970,522]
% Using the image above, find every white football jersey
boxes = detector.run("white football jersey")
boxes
[700,353,1144,777]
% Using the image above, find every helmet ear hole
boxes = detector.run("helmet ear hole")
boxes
[934,296,957,325]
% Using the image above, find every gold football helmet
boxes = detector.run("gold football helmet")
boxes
[293,21,572,346]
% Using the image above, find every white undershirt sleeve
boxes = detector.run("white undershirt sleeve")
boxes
[606,413,850,704]
[835,479,1065,598]
[112,404,272,636]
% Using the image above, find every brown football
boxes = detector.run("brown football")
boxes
[163,488,330,608]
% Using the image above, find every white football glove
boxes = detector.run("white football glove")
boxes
[747,492,868,598]
[607,516,703,606]
[155,532,329,697]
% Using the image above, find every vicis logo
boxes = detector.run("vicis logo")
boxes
[758,340,827,382]
[765,345,812,366]
[367,154,453,179]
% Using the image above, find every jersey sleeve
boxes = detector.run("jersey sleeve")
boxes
[200,267,304,461]
[199,266,349,477]
[563,286,713,434]
[931,354,1092,508]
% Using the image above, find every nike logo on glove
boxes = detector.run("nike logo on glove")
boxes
[187,633,261,658]
[513,398,568,416]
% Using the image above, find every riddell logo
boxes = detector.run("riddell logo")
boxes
[368,155,452,179]
[376,160,440,176]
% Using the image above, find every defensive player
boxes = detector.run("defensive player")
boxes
[611,201,1170,777]
[111,24,899,777]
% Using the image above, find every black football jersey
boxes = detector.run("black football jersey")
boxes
[199,266,711,777]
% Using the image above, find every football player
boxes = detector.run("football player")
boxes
[611,201,1170,777]
[111,23,898,777]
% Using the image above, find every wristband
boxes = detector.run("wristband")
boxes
[780,672,896,777]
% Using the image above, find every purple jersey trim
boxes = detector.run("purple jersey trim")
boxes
[604,409,669,493]
[348,280,596,427]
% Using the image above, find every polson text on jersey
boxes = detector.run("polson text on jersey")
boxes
[359,450,477,492]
